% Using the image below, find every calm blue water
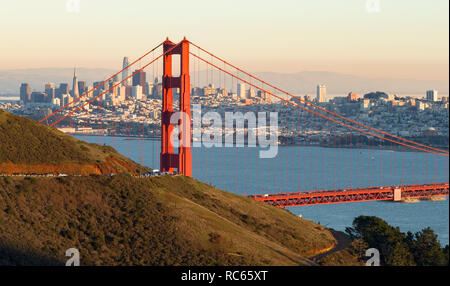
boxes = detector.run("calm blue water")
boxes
[76,135,449,245]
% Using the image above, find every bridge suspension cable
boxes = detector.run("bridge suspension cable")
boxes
[40,41,164,124]
[188,50,448,157]
[48,41,182,127]
[188,41,449,156]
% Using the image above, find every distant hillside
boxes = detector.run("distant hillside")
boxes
[0,68,115,95]
[0,109,147,175]
[253,71,449,95]
[0,175,336,266]
[0,68,447,95]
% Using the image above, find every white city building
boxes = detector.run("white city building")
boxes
[316,85,326,103]
[122,57,130,86]
[248,87,256,99]
[131,85,143,100]
[237,83,246,99]
[52,98,61,107]
[426,90,438,102]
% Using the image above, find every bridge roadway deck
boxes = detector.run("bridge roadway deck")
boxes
[249,183,449,207]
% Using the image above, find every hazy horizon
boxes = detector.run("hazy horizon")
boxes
[1,0,448,83]
[0,67,448,96]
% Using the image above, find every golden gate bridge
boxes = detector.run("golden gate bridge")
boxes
[39,38,449,207]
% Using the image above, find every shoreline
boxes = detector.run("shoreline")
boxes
[70,133,449,153]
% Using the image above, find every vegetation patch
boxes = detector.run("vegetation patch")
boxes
[0,110,148,175]
[0,175,338,266]
[345,216,449,266]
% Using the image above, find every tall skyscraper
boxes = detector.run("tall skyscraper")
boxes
[57,83,70,100]
[72,68,79,98]
[93,81,105,97]
[78,81,86,95]
[237,83,246,99]
[20,83,31,103]
[426,90,438,102]
[44,82,55,102]
[111,81,120,97]
[117,86,126,103]
[132,70,147,95]
[122,57,130,86]
[31,91,47,103]
[151,78,162,99]
[316,85,326,103]
[248,87,256,98]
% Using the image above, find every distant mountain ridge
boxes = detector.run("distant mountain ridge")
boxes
[0,68,447,95]
[254,71,449,95]
[0,68,116,95]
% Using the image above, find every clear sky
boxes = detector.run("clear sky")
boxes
[1,0,448,81]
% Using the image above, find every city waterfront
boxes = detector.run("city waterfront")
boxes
[76,135,450,246]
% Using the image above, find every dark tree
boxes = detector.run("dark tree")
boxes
[346,216,446,266]
[410,228,446,266]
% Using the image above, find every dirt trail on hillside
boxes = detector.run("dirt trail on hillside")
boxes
[308,229,351,261]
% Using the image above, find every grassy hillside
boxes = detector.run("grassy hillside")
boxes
[0,110,343,266]
[0,175,336,266]
[0,109,147,175]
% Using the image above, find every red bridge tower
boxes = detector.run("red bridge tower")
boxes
[160,38,192,177]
